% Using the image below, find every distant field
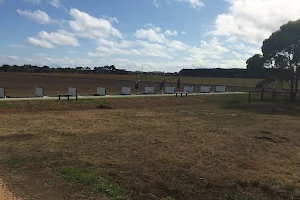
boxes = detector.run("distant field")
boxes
[0,72,264,96]
[1,94,300,199]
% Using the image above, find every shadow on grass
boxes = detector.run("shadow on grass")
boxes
[219,100,300,117]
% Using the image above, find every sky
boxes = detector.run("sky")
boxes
[1,0,300,72]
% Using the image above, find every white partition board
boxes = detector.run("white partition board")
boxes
[216,86,226,93]
[145,87,155,94]
[165,87,175,94]
[184,86,194,93]
[0,88,5,98]
[200,86,211,93]
[36,87,44,97]
[68,87,77,96]
[97,87,106,96]
[122,87,132,95]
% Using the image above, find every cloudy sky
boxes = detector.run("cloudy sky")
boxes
[0,0,300,72]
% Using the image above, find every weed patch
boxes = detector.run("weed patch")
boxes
[60,166,125,200]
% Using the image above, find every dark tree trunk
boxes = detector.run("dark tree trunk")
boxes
[290,75,298,101]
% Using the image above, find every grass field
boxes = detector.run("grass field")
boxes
[1,94,300,200]
[0,72,265,97]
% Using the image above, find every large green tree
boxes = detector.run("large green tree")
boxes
[256,19,300,100]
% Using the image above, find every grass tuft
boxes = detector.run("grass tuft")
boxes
[2,156,23,167]
[60,166,125,200]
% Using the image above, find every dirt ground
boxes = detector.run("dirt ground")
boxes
[0,179,21,200]
[0,73,262,97]
[1,95,300,200]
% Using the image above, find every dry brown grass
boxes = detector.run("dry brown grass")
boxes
[1,95,300,199]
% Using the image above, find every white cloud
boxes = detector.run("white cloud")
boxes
[48,0,60,8]
[95,47,140,56]
[187,38,229,62]
[69,8,122,39]
[218,59,245,69]
[134,26,166,44]
[153,0,204,9]
[102,15,119,24]
[98,39,133,49]
[92,37,172,59]
[24,0,41,5]
[145,23,162,32]
[0,55,18,61]
[231,43,261,55]
[211,0,300,45]
[176,0,204,8]
[0,55,22,66]
[94,39,173,58]
[38,30,79,46]
[153,0,160,7]
[164,30,178,36]
[167,40,188,51]
[17,9,54,24]
[31,54,92,67]
[231,51,249,59]
[28,30,79,48]
[28,37,54,48]
[9,44,27,48]
[181,31,186,35]
[137,41,172,59]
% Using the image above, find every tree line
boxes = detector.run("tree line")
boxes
[0,64,129,75]
[0,64,279,79]
[178,68,277,79]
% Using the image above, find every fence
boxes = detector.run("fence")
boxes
[248,88,289,102]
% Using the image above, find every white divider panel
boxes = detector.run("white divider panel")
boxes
[36,87,44,97]
[216,86,226,93]
[200,86,211,93]
[145,87,154,94]
[0,88,5,98]
[68,87,77,96]
[165,86,175,94]
[97,87,106,96]
[122,87,132,95]
[184,86,194,93]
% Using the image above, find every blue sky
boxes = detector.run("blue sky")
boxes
[0,0,300,72]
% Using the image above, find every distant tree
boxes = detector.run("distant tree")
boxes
[257,19,300,100]
[109,65,116,71]
[246,54,264,70]
[75,66,83,71]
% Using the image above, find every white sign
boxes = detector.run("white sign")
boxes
[145,87,154,94]
[200,86,211,93]
[68,87,77,96]
[97,87,106,96]
[184,86,194,93]
[0,88,5,98]
[216,86,226,93]
[165,86,175,94]
[36,87,44,97]
[122,87,131,95]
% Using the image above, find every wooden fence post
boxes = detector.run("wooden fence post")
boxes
[273,90,276,101]
[261,88,264,101]
[285,90,288,100]
[248,90,251,102]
